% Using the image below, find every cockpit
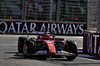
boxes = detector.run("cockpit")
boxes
[37,34,55,40]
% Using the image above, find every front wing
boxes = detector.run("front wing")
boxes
[26,50,75,57]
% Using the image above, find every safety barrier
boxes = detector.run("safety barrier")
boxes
[83,30,100,57]
[0,21,87,35]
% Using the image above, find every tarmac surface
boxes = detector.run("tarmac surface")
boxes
[0,35,100,66]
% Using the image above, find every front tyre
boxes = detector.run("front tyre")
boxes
[65,40,78,61]
[67,56,76,61]
[23,40,35,58]
[25,39,35,54]
[18,37,28,53]
[23,44,29,58]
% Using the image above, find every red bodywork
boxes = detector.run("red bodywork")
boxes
[23,34,74,56]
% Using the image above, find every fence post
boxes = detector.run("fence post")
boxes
[97,0,100,32]
[49,0,53,21]
[56,0,61,22]
[21,0,27,20]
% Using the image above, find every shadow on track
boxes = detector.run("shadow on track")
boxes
[5,52,24,59]
[5,51,70,61]
[5,52,100,66]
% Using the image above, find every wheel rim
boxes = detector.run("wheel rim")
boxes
[23,44,27,54]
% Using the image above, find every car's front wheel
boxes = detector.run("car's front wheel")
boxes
[23,40,35,58]
[64,40,78,61]
[23,44,29,58]
[18,37,28,53]
[66,56,76,61]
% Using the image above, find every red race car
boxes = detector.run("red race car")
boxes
[18,34,78,61]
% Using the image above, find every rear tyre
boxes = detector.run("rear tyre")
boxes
[18,37,28,53]
[65,40,78,61]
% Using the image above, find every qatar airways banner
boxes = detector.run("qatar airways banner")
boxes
[0,21,87,35]
[83,31,100,57]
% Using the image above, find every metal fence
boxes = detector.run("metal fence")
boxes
[98,0,100,32]
[0,0,87,22]
[87,0,100,32]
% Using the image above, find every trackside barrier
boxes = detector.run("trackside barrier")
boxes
[0,21,87,35]
[83,30,100,57]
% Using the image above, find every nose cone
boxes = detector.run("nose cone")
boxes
[44,40,56,54]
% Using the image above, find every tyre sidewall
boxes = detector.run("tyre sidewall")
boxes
[18,37,28,53]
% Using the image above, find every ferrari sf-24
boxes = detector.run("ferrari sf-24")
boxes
[18,34,78,61]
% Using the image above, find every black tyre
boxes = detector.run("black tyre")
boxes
[25,39,35,54]
[23,43,30,58]
[65,40,78,61]
[23,53,29,58]
[66,56,76,61]
[18,37,28,53]
[23,40,35,58]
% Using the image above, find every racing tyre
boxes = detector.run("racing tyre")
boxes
[23,40,35,58]
[66,56,76,61]
[65,40,78,61]
[25,40,35,53]
[23,53,29,58]
[18,37,28,53]
[23,44,30,58]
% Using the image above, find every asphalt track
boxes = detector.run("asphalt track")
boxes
[0,35,100,66]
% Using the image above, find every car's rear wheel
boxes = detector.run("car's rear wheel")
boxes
[18,37,28,53]
[64,40,78,61]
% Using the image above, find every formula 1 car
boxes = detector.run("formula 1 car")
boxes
[18,34,78,61]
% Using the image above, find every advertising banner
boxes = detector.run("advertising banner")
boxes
[83,31,100,57]
[0,21,87,35]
